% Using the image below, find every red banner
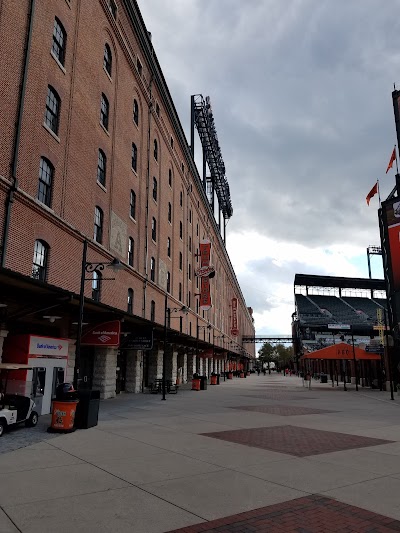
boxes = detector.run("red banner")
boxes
[199,240,211,267]
[201,348,214,358]
[231,297,239,336]
[81,320,121,346]
[200,278,211,311]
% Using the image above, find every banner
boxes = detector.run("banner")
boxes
[199,238,212,311]
[231,297,239,336]
[81,320,121,346]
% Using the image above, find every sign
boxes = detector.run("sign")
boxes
[28,336,69,358]
[195,265,215,278]
[199,238,213,311]
[81,320,121,346]
[120,327,153,350]
[328,324,351,330]
[231,297,239,336]
[201,348,214,358]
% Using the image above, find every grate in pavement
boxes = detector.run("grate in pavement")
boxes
[229,405,337,416]
[166,495,400,532]
[201,425,393,457]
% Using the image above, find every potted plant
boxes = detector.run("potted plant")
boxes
[192,373,201,391]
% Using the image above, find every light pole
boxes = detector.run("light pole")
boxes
[351,327,358,391]
[74,239,123,390]
[163,293,187,401]
[215,334,225,380]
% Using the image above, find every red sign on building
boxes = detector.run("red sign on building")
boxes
[199,239,212,311]
[231,297,239,336]
[81,320,121,346]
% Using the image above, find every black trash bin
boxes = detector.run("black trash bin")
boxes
[216,373,220,385]
[75,390,100,429]
[200,375,208,390]
[320,374,328,384]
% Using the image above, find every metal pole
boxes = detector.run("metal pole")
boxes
[367,248,372,279]
[190,95,195,158]
[196,316,199,374]
[162,293,168,401]
[384,307,395,400]
[351,328,358,391]
[74,239,88,390]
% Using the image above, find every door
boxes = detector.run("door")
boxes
[116,351,127,394]
[31,367,46,415]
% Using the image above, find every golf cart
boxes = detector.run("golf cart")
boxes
[0,363,39,437]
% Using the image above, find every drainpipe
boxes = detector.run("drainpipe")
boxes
[1,0,35,267]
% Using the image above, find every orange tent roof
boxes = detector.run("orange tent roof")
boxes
[301,342,380,361]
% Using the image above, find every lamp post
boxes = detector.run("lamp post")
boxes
[351,327,358,391]
[163,293,187,401]
[73,239,123,390]
[215,334,225,380]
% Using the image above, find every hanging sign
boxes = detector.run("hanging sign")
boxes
[120,327,153,350]
[81,320,121,346]
[231,297,239,336]
[199,238,213,311]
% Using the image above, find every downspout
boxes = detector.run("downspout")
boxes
[142,58,154,318]
[1,0,35,267]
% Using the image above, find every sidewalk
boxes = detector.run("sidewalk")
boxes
[1,374,400,532]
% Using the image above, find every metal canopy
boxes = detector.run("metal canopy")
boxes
[294,274,386,291]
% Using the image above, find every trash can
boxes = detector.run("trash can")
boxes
[210,374,217,385]
[48,383,79,433]
[200,375,208,390]
[320,374,328,384]
[74,390,100,429]
[216,373,220,385]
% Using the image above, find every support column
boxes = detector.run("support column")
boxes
[92,347,118,399]
[125,350,143,393]
[66,340,76,384]
[166,347,178,383]
[148,344,163,383]
[177,350,187,383]
[187,353,196,379]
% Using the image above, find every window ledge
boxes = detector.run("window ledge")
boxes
[50,50,66,74]
[151,239,157,245]
[103,66,112,82]
[100,123,110,136]
[64,0,71,7]
[129,215,137,224]
[97,181,107,193]
[42,122,60,143]
[131,168,138,176]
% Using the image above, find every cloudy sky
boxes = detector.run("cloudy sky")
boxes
[138,0,400,335]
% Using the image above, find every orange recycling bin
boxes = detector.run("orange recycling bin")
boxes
[210,375,217,385]
[192,378,201,391]
[240,372,245,378]
[228,372,233,379]
[50,400,79,432]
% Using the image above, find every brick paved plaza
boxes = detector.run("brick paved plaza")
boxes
[2,374,400,532]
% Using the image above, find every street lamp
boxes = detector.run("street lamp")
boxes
[163,293,188,401]
[214,334,225,380]
[73,240,123,390]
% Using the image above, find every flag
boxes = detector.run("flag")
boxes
[386,147,396,173]
[366,182,378,206]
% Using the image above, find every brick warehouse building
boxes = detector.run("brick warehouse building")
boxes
[0,0,255,411]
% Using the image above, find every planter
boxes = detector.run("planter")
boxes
[210,375,217,385]
[228,372,233,380]
[192,378,201,391]
[240,372,245,378]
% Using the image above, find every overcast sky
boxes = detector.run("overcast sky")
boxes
[138,0,400,335]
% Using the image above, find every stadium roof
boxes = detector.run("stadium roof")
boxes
[294,274,385,291]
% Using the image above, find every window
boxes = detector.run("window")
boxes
[155,103,160,117]
[188,291,191,308]
[130,190,136,219]
[137,57,142,76]
[179,252,182,270]
[92,271,101,301]
[189,264,191,280]
[151,217,157,241]
[167,237,171,258]
[179,282,182,302]
[170,137,174,149]
[196,299,199,313]
[150,300,155,322]
[189,209,192,223]
[44,86,60,135]
[152,177,157,201]
[168,168,172,187]
[133,99,139,125]
[94,206,103,243]
[31,240,49,281]
[196,223,199,236]
[179,221,183,239]
[109,0,117,18]
[103,43,112,76]
[127,288,133,313]
[168,202,172,223]
[181,162,184,173]
[153,139,158,161]
[179,316,182,332]
[150,257,155,281]
[128,237,134,266]
[100,93,109,130]
[52,18,66,66]
[180,191,183,207]
[131,142,137,172]
[97,149,106,186]
[189,322,192,336]
[167,271,171,293]
[38,157,53,207]
[189,236,191,252]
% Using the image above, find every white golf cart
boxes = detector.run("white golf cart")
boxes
[0,363,39,437]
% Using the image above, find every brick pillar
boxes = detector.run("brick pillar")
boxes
[125,350,142,393]
[66,339,76,384]
[187,354,196,379]
[92,347,117,399]
[165,347,177,382]
[177,350,187,383]
[148,344,163,383]
[0,329,9,363]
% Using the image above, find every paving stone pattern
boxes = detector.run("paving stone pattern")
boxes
[166,495,400,532]
[202,425,393,457]
[229,405,337,416]
[0,414,57,454]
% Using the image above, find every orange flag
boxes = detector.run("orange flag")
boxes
[366,182,378,205]
[386,148,396,173]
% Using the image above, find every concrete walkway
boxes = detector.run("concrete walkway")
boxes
[1,374,400,532]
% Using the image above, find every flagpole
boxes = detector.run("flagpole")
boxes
[395,145,399,174]
[377,179,381,206]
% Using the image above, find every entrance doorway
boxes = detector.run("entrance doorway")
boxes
[116,350,127,394]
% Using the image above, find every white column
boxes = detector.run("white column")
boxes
[92,347,117,399]
[125,350,142,393]
[66,339,76,384]
[148,345,163,383]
